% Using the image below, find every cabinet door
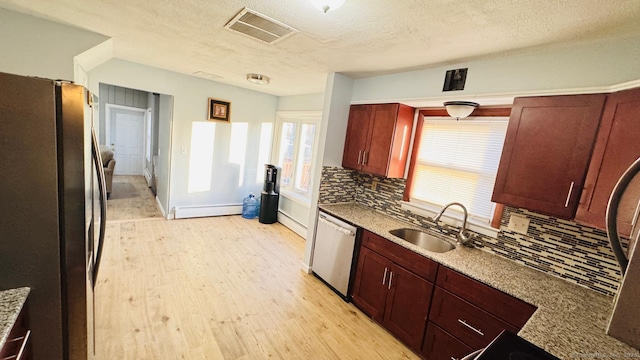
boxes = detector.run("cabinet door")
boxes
[422,322,474,360]
[342,105,370,171]
[492,94,606,219]
[362,104,399,177]
[382,263,433,351]
[351,247,391,322]
[576,87,640,236]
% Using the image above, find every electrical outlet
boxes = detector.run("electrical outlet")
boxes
[508,214,530,234]
[371,181,378,191]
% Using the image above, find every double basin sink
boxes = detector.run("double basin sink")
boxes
[389,228,455,253]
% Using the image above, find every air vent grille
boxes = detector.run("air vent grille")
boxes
[225,8,298,44]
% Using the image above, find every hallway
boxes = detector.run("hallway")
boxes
[107,175,163,221]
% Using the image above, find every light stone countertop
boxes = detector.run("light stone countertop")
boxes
[0,287,29,349]
[319,203,639,359]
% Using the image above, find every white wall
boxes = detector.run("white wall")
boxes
[0,8,107,80]
[156,94,174,215]
[276,93,324,111]
[302,73,354,271]
[88,59,278,215]
[351,35,640,104]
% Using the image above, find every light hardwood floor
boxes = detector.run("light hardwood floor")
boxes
[96,214,420,359]
[107,176,163,221]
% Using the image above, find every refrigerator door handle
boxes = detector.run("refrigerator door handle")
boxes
[606,156,640,275]
[91,128,107,288]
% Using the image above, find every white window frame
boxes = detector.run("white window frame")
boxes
[271,111,322,205]
[401,116,509,238]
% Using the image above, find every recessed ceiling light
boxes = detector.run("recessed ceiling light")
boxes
[246,74,270,85]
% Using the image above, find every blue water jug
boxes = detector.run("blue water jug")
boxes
[242,193,259,219]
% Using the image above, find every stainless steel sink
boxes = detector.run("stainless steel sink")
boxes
[389,228,455,253]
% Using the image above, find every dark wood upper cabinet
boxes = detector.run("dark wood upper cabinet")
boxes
[342,105,371,170]
[342,103,414,178]
[492,94,607,219]
[575,87,640,236]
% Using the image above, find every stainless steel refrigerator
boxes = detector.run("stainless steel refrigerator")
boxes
[0,72,107,359]
[606,157,640,349]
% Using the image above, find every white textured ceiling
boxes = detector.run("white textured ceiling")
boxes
[1,0,640,96]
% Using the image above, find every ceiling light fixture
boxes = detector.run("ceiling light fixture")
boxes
[246,74,270,85]
[308,0,346,13]
[444,101,479,120]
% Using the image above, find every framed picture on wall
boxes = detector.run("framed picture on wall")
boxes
[208,98,231,122]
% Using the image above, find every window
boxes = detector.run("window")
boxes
[407,116,508,224]
[273,112,321,201]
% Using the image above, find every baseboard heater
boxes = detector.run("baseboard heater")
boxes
[174,204,242,219]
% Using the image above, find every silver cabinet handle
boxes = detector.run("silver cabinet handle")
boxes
[451,357,459,360]
[631,199,640,228]
[363,150,368,165]
[357,150,363,165]
[382,267,388,285]
[13,330,31,360]
[458,319,484,336]
[565,181,575,208]
[388,272,393,290]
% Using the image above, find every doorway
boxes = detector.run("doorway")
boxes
[106,105,146,176]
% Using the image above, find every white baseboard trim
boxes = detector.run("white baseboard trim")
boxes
[144,168,152,186]
[174,204,242,219]
[301,262,312,274]
[277,210,307,239]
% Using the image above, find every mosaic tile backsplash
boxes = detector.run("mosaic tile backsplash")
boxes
[319,166,621,296]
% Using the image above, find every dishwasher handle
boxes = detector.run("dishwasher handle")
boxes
[318,215,355,236]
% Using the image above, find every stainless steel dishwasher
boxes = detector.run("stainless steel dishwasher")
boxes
[311,211,358,299]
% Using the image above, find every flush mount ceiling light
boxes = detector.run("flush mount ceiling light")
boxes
[308,0,346,13]
[444,101,479,120]
[246,74,270,85]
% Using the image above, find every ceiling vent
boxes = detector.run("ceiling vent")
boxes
[224,8,298,44]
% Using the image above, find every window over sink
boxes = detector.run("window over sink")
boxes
[404,113,509,230]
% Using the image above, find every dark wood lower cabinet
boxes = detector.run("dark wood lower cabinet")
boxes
[352,231,436,353]
[0,301,30,360]
[429,287,518,350]
[351,232,536,358]
[351,247,391,322]
[382,264,433,350]
[422,323,473,360]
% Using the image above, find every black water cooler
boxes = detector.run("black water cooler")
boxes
[259,164,279,224]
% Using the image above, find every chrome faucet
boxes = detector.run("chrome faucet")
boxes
[430,202,472,245]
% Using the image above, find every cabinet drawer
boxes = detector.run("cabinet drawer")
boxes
[362,230,438,282]
[0,306,30,360]
[429,287,519,350]
[422,322,474,360]
[436,267,535,328]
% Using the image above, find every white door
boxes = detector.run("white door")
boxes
[111,108,145,175]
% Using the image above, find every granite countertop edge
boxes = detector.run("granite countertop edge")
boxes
[0,287,30,349]
[318,203,638,359]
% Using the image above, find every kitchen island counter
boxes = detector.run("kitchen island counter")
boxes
[0,287,29,350]
[319,203,638,359]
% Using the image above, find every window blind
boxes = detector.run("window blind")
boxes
[410,117,508,222]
